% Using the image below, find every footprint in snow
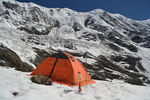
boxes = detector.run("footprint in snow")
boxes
[64,89,73,93]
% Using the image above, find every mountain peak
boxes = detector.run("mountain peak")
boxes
[144,19,150,23]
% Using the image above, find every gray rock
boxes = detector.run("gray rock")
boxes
[31,74,52,85]
[0,46,33,72]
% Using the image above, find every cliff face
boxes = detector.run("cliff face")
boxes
[0,0,150,85]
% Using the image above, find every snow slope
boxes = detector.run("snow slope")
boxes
[0,67,150,100]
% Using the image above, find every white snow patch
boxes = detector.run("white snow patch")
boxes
[137,47,150,75]
[76,57,96,64]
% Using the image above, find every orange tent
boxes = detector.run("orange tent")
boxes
[31,52,95,86]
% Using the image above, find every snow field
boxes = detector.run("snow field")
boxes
[0,67,150,100]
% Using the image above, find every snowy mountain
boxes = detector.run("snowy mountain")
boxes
[0,0,150,99]
[0,0,150,96]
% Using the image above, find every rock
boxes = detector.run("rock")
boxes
[31,74,52,85]
[2,1,19,10]
[107,42,121,52]
[84,17,108,33]
[131,35,143,43]
[18,26,50,35]
[0,46,33,72]
[107,33,138,52]
[112,54,146,72]
[72,22,81,32]
[12,92,19,96]
[64,40,77,50]
[81,32,97,41]
[32,47,52,66]
[125,78,144,85]
[80,54,148,85]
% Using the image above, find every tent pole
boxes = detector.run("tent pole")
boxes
[48,58,58,78]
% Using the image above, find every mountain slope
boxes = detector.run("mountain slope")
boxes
[0,0,150,85]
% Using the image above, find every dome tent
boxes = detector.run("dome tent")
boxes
[31,52,95,86]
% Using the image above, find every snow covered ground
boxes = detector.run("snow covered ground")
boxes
[0,67,150,100]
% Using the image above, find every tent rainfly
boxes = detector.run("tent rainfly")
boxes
[31,52,95,86]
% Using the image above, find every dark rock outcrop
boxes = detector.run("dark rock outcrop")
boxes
[0,46,33,72]
[131,35,143,43]
[125,78,144,85]
[71,52,149,85]
[2,1,19,10]
[32,47,52,66]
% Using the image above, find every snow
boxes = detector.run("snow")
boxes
[76,57,96,64]
[137,47,150,76]
[0,27,36,68]
[0,67,150,100]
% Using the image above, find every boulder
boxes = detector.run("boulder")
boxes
[31,74,52,85]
